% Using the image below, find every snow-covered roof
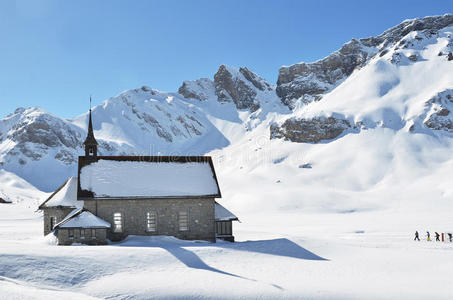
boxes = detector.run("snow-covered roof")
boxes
[39,177,82,209]
[215,202,238,221]
[79,157,221,199]
[56,210,111,229]
[56,208,82,226]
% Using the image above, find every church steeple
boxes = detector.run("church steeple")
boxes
[83,97,98,157]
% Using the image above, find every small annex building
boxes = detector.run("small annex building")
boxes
[39,107,238,245]
[215,202,239,242]
[55,209,111,245]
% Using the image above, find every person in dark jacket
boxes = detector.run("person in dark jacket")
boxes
[435,232,440,241]
[448,233,452,242]
[426,231,431,241]
[414,231,420,241]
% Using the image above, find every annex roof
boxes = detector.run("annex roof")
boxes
[215,202,239,221]
[55,209,111,229]
[39,177,82,209]
[78,156,222,199]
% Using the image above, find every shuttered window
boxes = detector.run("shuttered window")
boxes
[178,211,188,231]
[147,212,157,232]
[69,229,74,239]
[113,212,123,233]
[216,221,232,235]
[91,229,96,239]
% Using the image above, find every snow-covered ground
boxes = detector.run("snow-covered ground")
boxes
[2,124,453,300]
[1,198,452,299]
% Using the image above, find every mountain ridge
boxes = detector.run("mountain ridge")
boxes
[1,14,453,193]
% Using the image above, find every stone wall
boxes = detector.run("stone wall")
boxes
[57,228,107,245]
[84,198,216,242]
[42,207,74,235]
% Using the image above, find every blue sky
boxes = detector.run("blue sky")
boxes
[0,0,452,118]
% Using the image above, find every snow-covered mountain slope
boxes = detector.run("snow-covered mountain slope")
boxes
[0,169,47,204]
[0,107,86,192]
[0,93,225,191]
[70,87,231,155]
[276,14,453,109]
[212,121,453,215]
[0,66,283,191]
[179,65,281,113]
[271,15,453,143]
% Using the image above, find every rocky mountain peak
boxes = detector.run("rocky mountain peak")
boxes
[178,64,276,113]
[0,107,84,173]
[0,88,229,191]
[238,67,273,92]
[214,64,269,112]
[276,38,372,109]
[276,14,453,109]
[178,78,215,101]
[360,14,453,48]
[271,15,453,145]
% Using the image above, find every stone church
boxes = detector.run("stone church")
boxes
[39,108,238,245]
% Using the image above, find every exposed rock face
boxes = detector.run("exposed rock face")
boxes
[179,65,289,134]
[277,14,453,109]
[238,67,273,92]
[118,91,205,142]
[277,39,371,108]
[178,78,215,101]
[448,52,453,61]
[359,14,453,48]
[0,88,225,191]
[270,116,352,143]
[54,149,77,165]
[178,65,275,112]
[9,112,81,149]
[1,108,83,165]
[177,65,276,113]
[214,65,260,111]
[423,89,453,132]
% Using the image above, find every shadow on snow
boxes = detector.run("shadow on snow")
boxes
[113,237,328,290]
[114,237,327,261]
[0,238,326,292]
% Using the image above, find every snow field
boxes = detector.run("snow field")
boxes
[1,201,453,299]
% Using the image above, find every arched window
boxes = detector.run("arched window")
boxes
[178,211,188,231]
[113,212,123,233]
[147,211,157,232]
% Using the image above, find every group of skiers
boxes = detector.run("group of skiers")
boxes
[414,231,453,242]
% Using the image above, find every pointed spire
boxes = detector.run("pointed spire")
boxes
[84,96,98,157]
